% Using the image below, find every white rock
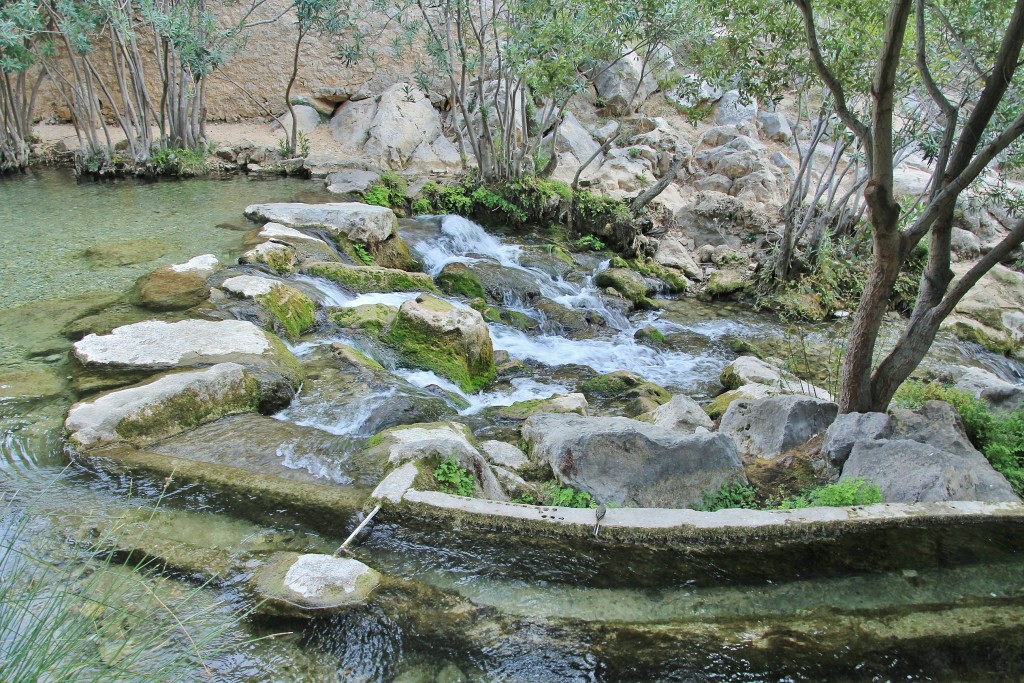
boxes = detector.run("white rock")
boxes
[480,440,530,471]
[222,275,276,298]
[283,554,374,598]
[73,320,271,369]
[170,254,220,275]
[258,222,318,242]
[716,91,758,126]
[244,202,397,244]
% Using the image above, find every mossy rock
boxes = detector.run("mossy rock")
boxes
[594,267,653,308]
[258,284,316,342]
[383,295,495,393]
[84,238,171,267]
[580,370,670,417]
[133,269,210,311]
[252,552,382,618]
[240,242,298,274]
[949,320,1016,356]
[703,268,750,299]
[634,325,665,346]
[304,261,438,294]
[373,235,419,271]
[490,393,588,420]
[437,263,486,300]
[330,303,398,337]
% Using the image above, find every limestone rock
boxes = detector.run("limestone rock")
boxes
[841,439,1017,503]
[673,191,772,249]
[594,267,652,308]
[493,393,588,420]
[252,552,381,618]
[641,394,713,433]
[244,202,398,246]
[72,319,303,411]
[757,112,793,143]
[592,52,663,115]
[580,370,671,416]
[550,111,602,165]
[951,366,1024,412]
[274,104,321,135]
[521,413,745,508]
[945,263,1024,354]
[950,227,981,260]
[479,440,530,471]
[703,268,749,298]
[304,262,437,294]
[221,276,316,342]
[654,239,702,279]
[134,255,220,311]
[65,363,260,449]
[383,294,495,393]
[821,412,893,467]
[720,356,833,400]
[326,169,381,196]
[719,395,838,460]
[715,90,758,126]
[364,422,506,500]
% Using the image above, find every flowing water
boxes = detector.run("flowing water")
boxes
[2,168,1024,682]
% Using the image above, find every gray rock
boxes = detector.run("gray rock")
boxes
[890,401,977,458]
[757,112,793,142]
[480,440,530,471]
[720,356,834,400]
[654,239,702,279]
[719,395,838,460]
[673,191,772,249]
[274,104,321,135]
[521,413,745,508]
[821,412,893,467]
[770,151,798,177]
[952,366,1024,412]
[134,255,220,311]
[643,394,714,433]
[951,227,982,259]
[715,90,758,126]
[326,169,381,195]
[731,169,783,204]
[244,202,398,245]
[65,363,259,449]
[252,552,381,618]
[592,53,661,115]
[694,173,734,194]
[551,111,602,166]
[841,439,1018,503]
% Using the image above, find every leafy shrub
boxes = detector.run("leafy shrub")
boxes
[779,478,883,508]
[352,243,373,266]
[434,456,475,497]
[572,235,606,251]
[411,197,433,215]
[363,172,408,210]
[699,481,758,511]
[543,482,596,508]
[151,147,208,176]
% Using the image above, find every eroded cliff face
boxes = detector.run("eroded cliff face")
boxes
[35,0,424,122]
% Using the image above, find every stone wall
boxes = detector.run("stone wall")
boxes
[34,0,422,122]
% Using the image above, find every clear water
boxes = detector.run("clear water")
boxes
[2,169,1023,682]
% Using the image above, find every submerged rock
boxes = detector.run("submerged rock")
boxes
[84,238,170,267]
[521,413,745,508]
[719,395,838,460]
[252,552,381,618]
[65,363,260,449]
[383,294,495,393]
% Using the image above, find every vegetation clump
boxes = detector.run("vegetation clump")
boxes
[258,285,316,342]
[363,172,409,213]
[699,479,882,511]
[434,456,475,497]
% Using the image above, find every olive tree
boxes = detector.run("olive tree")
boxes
[0,0,46,172]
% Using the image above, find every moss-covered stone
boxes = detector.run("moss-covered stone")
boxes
[383,295,495,393]
[704,388,754,419]
[258,284,316,342]
[305,261,438,294]
[634,326,665,346]
[580,370,670,417]
[373,235,419,271]
[330,303,398,336]
[704,268,750,299]
[595,267,652,308]
[437,263,486,300]
[949,321,1016,356]
[133,269,210,311]
[491,393,588,420]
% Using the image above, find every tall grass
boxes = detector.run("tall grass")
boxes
[0,500,256,682]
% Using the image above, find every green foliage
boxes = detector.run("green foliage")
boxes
[471,186,528,223]
[277,130,311,158]
[542,482,595,508]
[779,479,883,509]
[352,242,373,266]
[150,147,208,177]
[411,197,433,215]
[363,171,408,211]
[423,182,472,215]
[572,235,606,251]
[894,381,1024,496]
[434,456,475,497]
[699,481,758,512]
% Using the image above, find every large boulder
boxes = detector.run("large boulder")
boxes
[273,104,322,135]
[821,412,893,468]
[550,111,602,165]
[944,263,1024,355]
[720,356,834,401]
[220,275,317,342]
[363,422,506,500]
[244,202,397,246]
[756,111,793,143]
[383,294,495,393]
[841,439,1017,503]
[521,413,745,508]
[719,395,838,460]
[72,319,303,411]
[240,222,340,274]
[654,239,702,280]
[673,191,772,249]
[134,255,220,311]
[65,363,260,449]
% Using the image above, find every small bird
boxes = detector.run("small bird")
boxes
[593,503,607,538]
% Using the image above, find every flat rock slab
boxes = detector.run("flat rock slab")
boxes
[253,552,381,617]
[245,202,397,244]
[73,319,272,369]
[65,363,259,449]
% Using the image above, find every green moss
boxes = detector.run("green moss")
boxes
[262,332,306,388]
[330,304,398,337]
[372,236,419,271]
[633,326,665,346]
[950,321,1015,356]
[383,299,495,393]
[631,258,688,294]
[704,389,750,420]
[115,373,260,445]
[257,285,316,342]
[306,262,437,294]
[594,268,649,307]
[262,248,295,274]
[437,266,486,300]
[704,269,749,298]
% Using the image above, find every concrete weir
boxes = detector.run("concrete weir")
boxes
[371,463,1024,549]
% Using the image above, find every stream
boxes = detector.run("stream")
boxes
[2,168,1023,682]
